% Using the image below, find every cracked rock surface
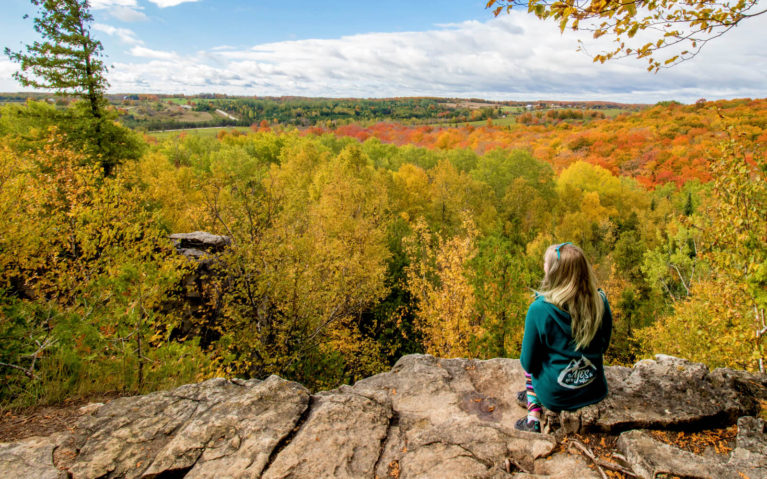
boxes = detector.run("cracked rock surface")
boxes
[60,376,310,479]
[560,354,764,434]
[0,433,67,479]
[0,354,765,478]
[617,420,767,479]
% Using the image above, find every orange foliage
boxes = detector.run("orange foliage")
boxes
[304,99,767,187]
[649,425,738,456]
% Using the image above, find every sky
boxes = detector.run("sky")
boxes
[1,0,766,103]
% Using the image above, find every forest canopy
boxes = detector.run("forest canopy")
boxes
[0,97,765,408]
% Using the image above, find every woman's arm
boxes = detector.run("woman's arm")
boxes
[520,302,542,375]
[601,294,613,354]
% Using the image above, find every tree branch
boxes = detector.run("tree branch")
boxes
[0,361,39,380]
[669,263,690,296]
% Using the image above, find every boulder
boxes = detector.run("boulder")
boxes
[169,232,231,252]
[352,355,557,477]
[617,421,767,479]
[617,429,736,479]
[170,231,231,272]
[729,416,767,470]
[262,389,392,479]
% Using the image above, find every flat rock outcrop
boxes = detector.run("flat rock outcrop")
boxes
[170,231,231,254]
[1,354,765,478]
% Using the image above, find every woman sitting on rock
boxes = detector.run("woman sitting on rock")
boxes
[515,242,612,433]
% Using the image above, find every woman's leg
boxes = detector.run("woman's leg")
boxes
[525,372,542,422]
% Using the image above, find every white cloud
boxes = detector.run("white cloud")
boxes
[129,46,179,60]
[0,59,33,92]
[109,6,148,22]
[93,23,142,45]
[0,59,17,78]
[90,0,146,22]
[7,11,765,102]
[148,0,201,7]
[90,0,138,8]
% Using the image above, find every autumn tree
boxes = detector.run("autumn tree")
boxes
[193,140,391,389]
[403,217,482,358]
[639,127,766,372]
[0,133,204,405]
[701,130,766,371]
[469,232,534,358]
[487,0,767,71]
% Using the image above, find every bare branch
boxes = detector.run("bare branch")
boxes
[669,263,691,296]
[567,440,609,479]
[0,361,40,380]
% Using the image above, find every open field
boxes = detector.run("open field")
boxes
[147,126,252,140]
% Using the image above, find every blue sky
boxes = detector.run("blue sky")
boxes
[2,0,766,102]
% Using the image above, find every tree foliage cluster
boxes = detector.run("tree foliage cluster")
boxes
[317,98,767,187]
[0,129,209,407]
[3,0,144,175]
[2,0,764,409]
[118,112,767,379]
[1,98,764,408]
[182,97,502,129]
[122,114,241,132]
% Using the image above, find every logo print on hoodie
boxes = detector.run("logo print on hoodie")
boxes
[557,356,597,389]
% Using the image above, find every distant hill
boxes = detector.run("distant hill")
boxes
[0,92,647,131]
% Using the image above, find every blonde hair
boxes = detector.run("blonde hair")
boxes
[539,243,604,350]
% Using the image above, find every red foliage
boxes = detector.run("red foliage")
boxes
[305,99,767,187]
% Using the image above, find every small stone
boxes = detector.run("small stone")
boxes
[77,403,103,415]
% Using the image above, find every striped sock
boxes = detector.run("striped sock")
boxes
[525,372,542,422]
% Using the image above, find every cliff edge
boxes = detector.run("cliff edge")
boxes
[1,354,765,479]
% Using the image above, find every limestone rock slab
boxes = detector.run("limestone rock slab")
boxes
[66,376,309,479]
[617,429,745,479]
[561,355,761,433]
[728,416,767,476]
[0,434,67,479]
[262,388,391,479]
[2,354,766,479]
[533,452,601,479]
[352,355,556,479]
[170,231,231,250]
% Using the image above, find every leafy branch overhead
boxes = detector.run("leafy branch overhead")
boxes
[486,0,767,71]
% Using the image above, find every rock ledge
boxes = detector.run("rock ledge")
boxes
[0,354,765,479]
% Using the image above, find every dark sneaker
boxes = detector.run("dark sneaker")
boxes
[516,390,527,408]
[514,417,541,433]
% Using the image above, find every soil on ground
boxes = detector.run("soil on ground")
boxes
[0,393,128,443]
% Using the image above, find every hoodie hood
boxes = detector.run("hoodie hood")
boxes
[534,295,572,336]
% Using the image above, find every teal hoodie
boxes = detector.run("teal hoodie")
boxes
[519,291,612,412]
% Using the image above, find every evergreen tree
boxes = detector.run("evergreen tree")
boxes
[4,1,142,176]
[5,0,107,120]
[683,191,694,216]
